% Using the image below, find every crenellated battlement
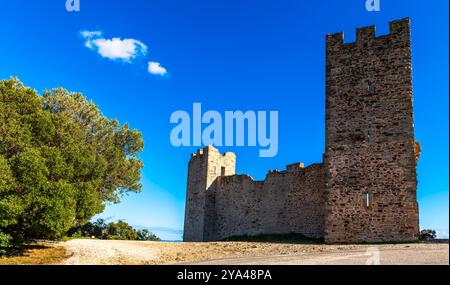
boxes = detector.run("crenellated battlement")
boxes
[212,151,321,189]
[389,17,411,34]
[190,145,235,161]
[286,162,305,171]
[326,17,410,49]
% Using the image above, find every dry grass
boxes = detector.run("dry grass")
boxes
[0,243,67,265]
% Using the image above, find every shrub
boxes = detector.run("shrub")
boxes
[420,229,437,241]
[0,232,13,255]
[136,229,160,241]
[68,219,160,241]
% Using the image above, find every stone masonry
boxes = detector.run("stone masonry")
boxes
[183,18,420,243]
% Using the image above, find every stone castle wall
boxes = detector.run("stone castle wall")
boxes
[184,146,325,242]
[210,163,325,241]
[183,18,420,244]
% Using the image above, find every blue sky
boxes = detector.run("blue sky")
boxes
[0,0,448,240]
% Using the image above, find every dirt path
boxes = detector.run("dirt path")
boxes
[62,239,158,265]
[183,244,449,265]
[60,239,449,265]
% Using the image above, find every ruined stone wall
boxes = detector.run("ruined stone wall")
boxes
[205,159,325,241]
[210,175,264,240]
[324,18,419,243]
[285,163,326,238]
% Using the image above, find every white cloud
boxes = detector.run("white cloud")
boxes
[80,30,169,76]
[91,38,147,61]
[148,61,168,76]
[81,30,147,62]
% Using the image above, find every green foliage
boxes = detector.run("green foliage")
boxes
[0,155,22,230]
[68,219,159,241]
[106,220,138,240]
[136,229,160,241]
[0,78,144,246]
[420,229,437,241]
[0,231,13,255]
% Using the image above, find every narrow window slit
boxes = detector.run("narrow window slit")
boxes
[221,166,226,176]
[365,192,370,208]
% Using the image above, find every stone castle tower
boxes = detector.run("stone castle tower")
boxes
[324,18,419,243]
[184,18,420,244]
[183,146,236,242]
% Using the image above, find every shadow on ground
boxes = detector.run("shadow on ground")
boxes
[2,244,52,258]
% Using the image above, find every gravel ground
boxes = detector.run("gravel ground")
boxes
[183,243,449,265]
[62,239,157,265]
[60,239,449,265]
